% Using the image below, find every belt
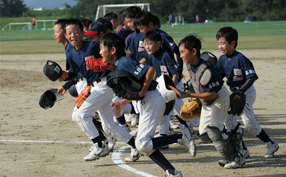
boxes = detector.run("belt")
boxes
[90,79,101,87]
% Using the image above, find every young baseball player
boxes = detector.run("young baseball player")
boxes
[143,31,195,150]
[96,17,113,33]
[84,21,138,131]
[132,11,183,72]
[104,12,119,31]
[100,32,196,177]
[179,34,246,169]
[80,19,93,41]
[215,26,279,158]
[57,19,139,161]
[123,6,142,51]
[132,11,199,134]
[53,19,116,152]
[116,9,133,41]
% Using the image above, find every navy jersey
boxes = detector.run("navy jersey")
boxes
[127,31,147,62]
[65,41,73,70]
[215,51,258,87]
[67,41,111,84]
[128,29,183,74]
[114,56,158,90]
[191,59,224,93]
[116,27,133,41]
[156,29,183,74]
[147,48,181,80]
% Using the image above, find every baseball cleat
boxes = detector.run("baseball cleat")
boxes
[224,155,246,169]
[164,169,183,177]
[124,147,140,162]
[178,124,196,157]
[84,143,109,161]
[264,139,279,158]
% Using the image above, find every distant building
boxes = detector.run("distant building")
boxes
[33,7,44,11]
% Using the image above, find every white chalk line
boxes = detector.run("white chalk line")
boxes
[112,146,158,177]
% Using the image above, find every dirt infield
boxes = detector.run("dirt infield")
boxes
[0,49,285,177]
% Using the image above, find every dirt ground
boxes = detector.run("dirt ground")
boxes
[0,49,285,177]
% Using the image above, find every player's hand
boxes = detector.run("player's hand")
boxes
[139,58,146,63]
[58,77,65,82]
[234,94,242,100]
[57,86,66,95]
[111,101,123,112]
[58,71,69,82]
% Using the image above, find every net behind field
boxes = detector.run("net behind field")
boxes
[0,21,285,41]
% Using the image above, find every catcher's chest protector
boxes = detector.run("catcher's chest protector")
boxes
[187,63,214,105]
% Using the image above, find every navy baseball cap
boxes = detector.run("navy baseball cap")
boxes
[43,60,68,81]
[85,21,106,35]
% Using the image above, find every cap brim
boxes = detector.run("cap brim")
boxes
[47,89,64,102]
[85,31,99,36]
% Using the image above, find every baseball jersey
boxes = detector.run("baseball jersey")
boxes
[116,27,133,41]
[125,33,133,50]
[114,56,157,90]
[65,41,73,70]
[67,41,111,85]
[147,48,181,80]
[127,31,147,62]
[128,29,183,74]
[190,59,224,93]
[215,50,258,87]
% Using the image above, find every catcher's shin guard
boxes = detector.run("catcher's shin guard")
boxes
[227,123,246,152]
[206,126,237,162]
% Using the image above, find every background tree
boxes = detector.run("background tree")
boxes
[1,0,27,17]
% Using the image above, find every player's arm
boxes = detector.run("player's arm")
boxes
[172,73,179,85]
[111,99,132,112]
[138,66,156,97]
[183,91,217,100]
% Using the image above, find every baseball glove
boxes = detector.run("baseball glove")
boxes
[107,70,144,100]
[180,98,202,119]
[228,90,246,116]
[76,86,91,108]
[85,57,115,72]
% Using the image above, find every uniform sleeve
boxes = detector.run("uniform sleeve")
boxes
[161,34,183,73]
[238,55,258,80]
[164,52,181,77]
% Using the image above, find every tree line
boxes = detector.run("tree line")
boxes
[1,0,286,23]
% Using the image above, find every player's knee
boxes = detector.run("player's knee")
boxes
[102,124,113,137]
[135,139,153,155]
[74,114,84,132]
[206,126,223,142]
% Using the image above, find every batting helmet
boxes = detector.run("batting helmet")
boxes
[68,84,78,97]
[157,74,180,115]
[39,89,64,109]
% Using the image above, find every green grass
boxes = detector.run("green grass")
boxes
[0,20,285,54]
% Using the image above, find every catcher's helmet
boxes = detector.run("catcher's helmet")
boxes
[43,60,67,81]
[39,89,64,109]
[200,51,217,66]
